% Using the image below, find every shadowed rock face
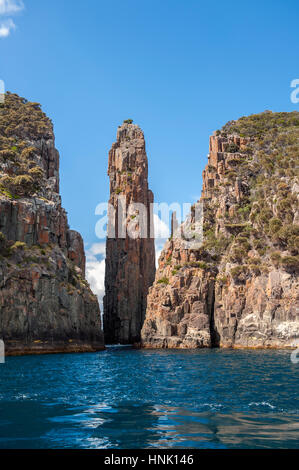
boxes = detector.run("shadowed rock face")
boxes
[103,122,155,344]
[142,111,299,349]
[0,93,104,355]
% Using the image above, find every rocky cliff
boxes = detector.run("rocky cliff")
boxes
[0,93,104,355]
[141,111,299,349]
[103,121,155,344]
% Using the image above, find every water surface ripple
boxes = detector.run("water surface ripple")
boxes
[0,348,298,448]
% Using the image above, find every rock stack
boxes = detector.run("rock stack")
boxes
[103,121,155,344]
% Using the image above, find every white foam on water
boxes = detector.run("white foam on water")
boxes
[249,401,275,409]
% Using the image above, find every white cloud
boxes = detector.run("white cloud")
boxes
[153,213,169,239]
[85,243,106,312]
[0,0,24,38]
[153,214,169,267]
[0,0,24,15]
[86,258,105,311]
[86,242,106,258]
[0,18,15,37]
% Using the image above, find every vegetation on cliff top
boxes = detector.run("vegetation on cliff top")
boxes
[0,93,52,198]
[220,110,299,138]
[202,111,299,279]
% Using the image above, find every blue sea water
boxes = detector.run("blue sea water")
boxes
[0,347,298,449]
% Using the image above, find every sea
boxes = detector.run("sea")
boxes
[0,347,298,449]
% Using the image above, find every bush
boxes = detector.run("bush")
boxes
[124,119,133,124]
[157,277,169,285]
[11,241,27,251]
[225,143,239,153]
[216,275,228,284]
[224,223,248,235]
[253,238,264,250]
[274,225,299,254]
[0,164,43,197]
[230,265,248,279]
[0,175,14,189]
[0,149,17,161]
[21,147,36,160]
[235,236,251,251]
[281,256,299,272]
[257,208,273,224]
[268,217,283,235]
[0,93,52,200]
[249,256,261,265]
[221,111,299,138]
[249,264,261,275]
[0,93,53,140]
[14,175,35,195]
[229,246,249,263]
[270,251,281,267]
[186,261,207,269]
[29,166,44,180]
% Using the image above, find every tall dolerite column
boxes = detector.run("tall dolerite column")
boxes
[103,121,155,344]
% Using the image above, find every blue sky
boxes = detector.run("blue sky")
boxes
[1,0,298,303]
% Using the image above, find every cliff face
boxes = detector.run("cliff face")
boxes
[0,93,104,355]
[103,121,155,344]
[142,111,299,349]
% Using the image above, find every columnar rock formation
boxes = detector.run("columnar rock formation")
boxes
[104,121,155,344]
[142,111,299,349]
[0,93,104,355]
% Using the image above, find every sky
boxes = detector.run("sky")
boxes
[0,0,298,306]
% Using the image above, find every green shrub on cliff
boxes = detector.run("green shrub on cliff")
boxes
[222,110,299,138]
[0,93,50,199]
[268,217,283,236]
[225,143,239,153]
[219,110,299,274]
[270,251,281,267]
[229,246,249,263]
[230,265,248,279]
[184,261,208,269]
[157,277,169,285]
[0,93,52,140]
[10,241,27,251]
[277,225,299,254]
[0,173,40,197]
[281,256,299,272]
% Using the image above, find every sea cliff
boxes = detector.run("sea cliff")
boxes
[141,111,299,349]
[0,93,104,355]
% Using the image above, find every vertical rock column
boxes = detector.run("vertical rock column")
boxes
[103,122,155,344]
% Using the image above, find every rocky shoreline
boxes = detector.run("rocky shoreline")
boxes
[4,341,105,356]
